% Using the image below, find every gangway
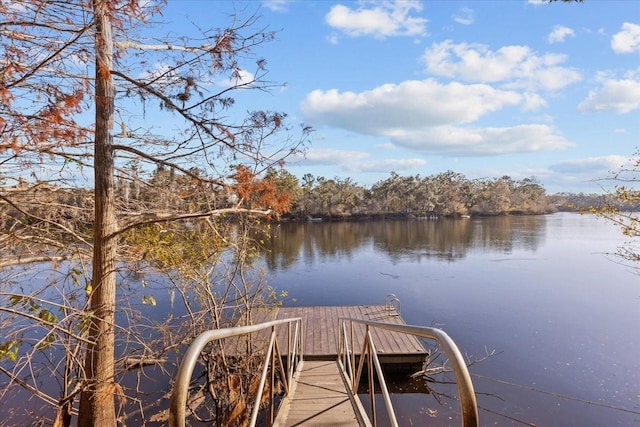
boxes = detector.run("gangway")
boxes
[169,306,478,426]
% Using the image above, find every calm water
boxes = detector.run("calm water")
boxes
[263,212,640,426]
[1,213,638,426]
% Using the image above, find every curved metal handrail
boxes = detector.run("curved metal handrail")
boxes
[337,317,479,427]
[169,317,303,427]
[385,293,401,316]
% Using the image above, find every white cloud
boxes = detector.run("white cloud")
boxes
[611,22,640,54]
[548,25,575,44]
[4,1,27,13]
[385,124,574,156]
[299,147,425,173]
[217,69,255,88]
[262,0,292,12]
[355,158,427,173]
[301,80,573,156]
[422,40,581,91]
[325,1,427,39]
[376,142,397,150]
[475,165,551,183]
[326,33,340,45]
[578,76,640,114]
[522,92,548,111]
[303,148,370,165]
[301,79,523,133]
[550,155,629,174]
[138,62,181,84]
[141,61,249,92]
[453,7,474,26]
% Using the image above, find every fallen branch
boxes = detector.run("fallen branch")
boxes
[123,357,167,371]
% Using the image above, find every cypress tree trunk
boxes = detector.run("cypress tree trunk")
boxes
[78,0,117,424]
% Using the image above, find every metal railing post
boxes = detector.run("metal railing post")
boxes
[350,320,356,390]
[169,317,302,427]
[287,322,292,386]
[270,326,275,425]
[385,294,401,316]
[335,317,479,427]
[369,337,398,427]
[366,326,376,427]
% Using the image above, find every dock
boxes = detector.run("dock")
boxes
[242,305,429,371]
[263,305,428,426]
[171,305,478,426]
[273,360,362,427]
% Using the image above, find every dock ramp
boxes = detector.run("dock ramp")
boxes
[169,302,478,426]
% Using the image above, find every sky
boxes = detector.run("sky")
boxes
[159,0,640,194]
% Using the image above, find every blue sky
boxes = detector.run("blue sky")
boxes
[160,0,640,194]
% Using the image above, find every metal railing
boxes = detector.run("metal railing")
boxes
[337,317,479,427]
[169,317,303,427]
[385,293,401,316]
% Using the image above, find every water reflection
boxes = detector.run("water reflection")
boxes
[264,216,547,271]
[3,214,636,425]
[261,213,640,426]
[470,215,547,253]
[264,221,371,270]
[371,219,473,263]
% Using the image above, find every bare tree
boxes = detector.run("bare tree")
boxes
[592,150,640,270]
[1,1,308,425]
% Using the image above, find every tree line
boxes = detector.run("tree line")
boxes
[2,168,552,233]
[107,165,562,219]
[288,171,555,218]
[5,166,635,237]
[275,170,636,219]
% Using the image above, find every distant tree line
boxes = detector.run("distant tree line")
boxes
[7,167,638,233]
[548,192,637,212]
[0,165,288,238]
[267,170,639,218]
[282,170,556,218]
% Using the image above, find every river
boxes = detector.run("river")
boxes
[262,212,639,426]
[1,212,638,426]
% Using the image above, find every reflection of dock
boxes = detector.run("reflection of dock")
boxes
[247,305,428,371]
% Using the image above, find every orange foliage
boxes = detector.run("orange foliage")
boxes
[233,165,292,215]
[0,138,21,155]
[0,86,14,104]
[63,89,85,112]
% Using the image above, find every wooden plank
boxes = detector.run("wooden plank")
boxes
[304,307,315,355]
[243,305,429,375]
[318,306,327,355]
[325,306,335,355]
[313,306,320,354]
[268,305,427,360]
[273,361,361,427]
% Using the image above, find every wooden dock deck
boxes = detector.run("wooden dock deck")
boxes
[243,305,428,371]
[171,304,478,426]
[273,360,363,427]
[217,306,430,425]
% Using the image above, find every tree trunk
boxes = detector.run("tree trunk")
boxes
[78,0,117,425]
